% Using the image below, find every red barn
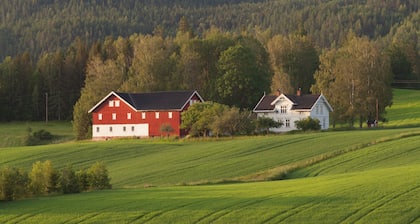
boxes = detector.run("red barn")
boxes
[88,90,204,140]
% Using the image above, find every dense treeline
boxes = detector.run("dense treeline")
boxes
[0,1,420,134]
[0,0,419,60]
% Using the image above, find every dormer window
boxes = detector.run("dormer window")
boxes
[280,105,287,114]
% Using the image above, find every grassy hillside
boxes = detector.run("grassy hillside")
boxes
[385,88,420,127]
[0,121,73,148]
[1,128,419,188]
[1,162,419,223]
[0,89,420,223]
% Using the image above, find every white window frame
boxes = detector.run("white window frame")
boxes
[280,105,287,114]
[142,112,146,119]
[168,112,173,119]
[127,113,131,120]
[285,119,290,127]
[109,100,114,107]
[115,100,120,107]
[112,113,117,120]
[98,113,103,120]
[155,112,160,119]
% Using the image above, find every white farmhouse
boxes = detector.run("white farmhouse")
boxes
[253,90,333,132]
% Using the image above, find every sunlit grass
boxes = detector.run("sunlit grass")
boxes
[385,88,420,127]
[1,128,419,188]
[1,163,418,223]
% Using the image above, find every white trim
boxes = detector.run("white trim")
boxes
[180,90,205,110]
[252,93,267,112]
[311,94,333,112]
[271,94,296,106]
[88,91,138,113]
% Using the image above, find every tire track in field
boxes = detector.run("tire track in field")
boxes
[194,197,269,224]
[263,194,338,224]
[4,207,51,223]
[338,184,420,223]
[130,200,200,224]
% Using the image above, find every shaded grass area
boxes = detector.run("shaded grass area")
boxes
[0,121,73,147]
[1,164,419,223]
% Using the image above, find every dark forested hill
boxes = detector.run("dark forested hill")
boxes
[0,0,419,60]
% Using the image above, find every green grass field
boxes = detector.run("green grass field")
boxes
[0,121,73,147]
[384,88,420,127]
[0,89,420,223]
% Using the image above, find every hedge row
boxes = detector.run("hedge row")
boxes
[0,161,111,201]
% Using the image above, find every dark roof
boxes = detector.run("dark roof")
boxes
[253,94,321,111]
[115,90,200,111]
[253,95,277,111]
[286,94,320,110]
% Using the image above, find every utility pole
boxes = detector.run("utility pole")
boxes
[45,92,48,123]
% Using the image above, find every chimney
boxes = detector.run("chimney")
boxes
[297,88,301,96]
[276,89,282,96]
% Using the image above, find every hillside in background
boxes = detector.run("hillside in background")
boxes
[0,0,419,60]
[0,90,419,223]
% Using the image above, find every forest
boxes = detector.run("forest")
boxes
[0,0,419,137]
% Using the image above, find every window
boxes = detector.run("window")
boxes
[285,119,290,127]
[131,126,135,132]
[168,112,173,119]
[155,112,160,119]
[98,113,103,120]
[109,127,113,132]
[109,100,114,107]
[190,99,199,105]
[96,127,100,132]
[112,113,117,120]
[142,112,146,119]
[127,113,131,120]
[280,105,287,114]
[115,100,120,107]
[123,126,126,132]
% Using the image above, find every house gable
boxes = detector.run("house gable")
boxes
[88,91,137,114]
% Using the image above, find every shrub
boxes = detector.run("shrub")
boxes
[0,167,29,201]
[58,165,80,194]
[295,117,321,131]
[24,128,53,146]
[29,160,58,195]
[87,162,112,190]
[0,161,111,201]
[254,117,283,134]
[33,129,53,140]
